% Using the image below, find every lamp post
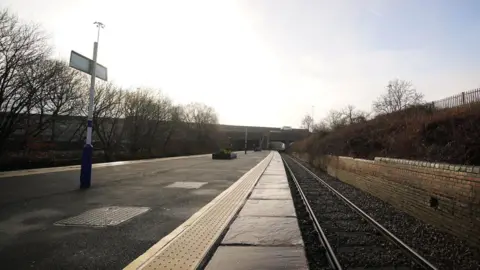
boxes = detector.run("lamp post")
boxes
[311,105,315,122]
[311,105,315,132]
[80,22,105,189]
[244,127,248,154]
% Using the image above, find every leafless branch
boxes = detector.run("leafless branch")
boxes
[0,9,51,152]
[93,82,126,160]
[300,114,314,132]
[372,79,424,115]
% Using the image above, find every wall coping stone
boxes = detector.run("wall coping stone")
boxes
[373,156,480,174]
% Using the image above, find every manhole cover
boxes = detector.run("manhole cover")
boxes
[165,181,208,189]
[54,206,150,227]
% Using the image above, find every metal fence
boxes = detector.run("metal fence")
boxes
[433,88,480,109]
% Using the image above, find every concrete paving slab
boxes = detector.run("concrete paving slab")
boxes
[266,168,284,172]
[266,165,284,170]
[262,170,286,175]
[255,183,289,189]
[222,216,303,246]
[267,161,284,165]
[268,163,283,167]
[257,175,288,184]
[250,188,292,200]
[267,163,284,167]
[205,246,308,270]
[239,200,296,217]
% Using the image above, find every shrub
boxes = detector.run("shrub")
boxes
[293,103,480,165]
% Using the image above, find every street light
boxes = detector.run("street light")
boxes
[244,127,248,154]
[94,22,105,42]
[79,21,105,189]
[311,105,315,132]
[311,105,315,121]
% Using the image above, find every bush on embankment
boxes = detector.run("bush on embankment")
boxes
[291,103,480,165]
[0,137,222,171]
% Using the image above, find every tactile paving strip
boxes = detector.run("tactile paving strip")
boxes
[55,206,150,227]
[131,152,274,270]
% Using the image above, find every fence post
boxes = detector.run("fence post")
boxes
[462,92,466,105]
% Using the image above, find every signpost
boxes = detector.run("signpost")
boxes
[69,51,108,81]
[312,106,315,128]
[69,22,107,189]
[244,127,248,154]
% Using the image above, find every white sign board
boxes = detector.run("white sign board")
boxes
[69,50,108,81]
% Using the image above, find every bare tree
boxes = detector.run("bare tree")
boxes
[373,79,424,115]
[183,102,219,142]
[300,114,314,131]
[162,105,184,153]
[146,91,172,154]
[341,104,369,124]
[17,59,59,151]
[312,121,330,137]
[311,105,369,135]
[92,82,125,161]
[325,109,347,130]
[44,63,85,143]
[183,102,218,125]
[0,9,50,153]
[123,88,172,155]
[21,60,84,145]
[123,89,150,154]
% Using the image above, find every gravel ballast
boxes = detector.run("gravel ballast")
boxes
[284,156,417,269]
[285,154,480,270]
[284,162,330,270]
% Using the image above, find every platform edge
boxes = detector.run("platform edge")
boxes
[123,151,274,270]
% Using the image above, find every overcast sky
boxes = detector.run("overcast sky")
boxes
[3,0,480,127]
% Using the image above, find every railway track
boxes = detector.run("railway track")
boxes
[282,154,438,270]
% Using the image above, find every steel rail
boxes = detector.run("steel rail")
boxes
[285,155,438,270]
[282,156,342,270]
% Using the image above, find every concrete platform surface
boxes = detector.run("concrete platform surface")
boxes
[205,151,307,270]
[257,174,288,184]
[0,151,270,269]
[262,170,286,175]
[205,246,308,270]
[221,216,303,246]
[250,188,292,200]
[255,182,290,189]
[239,199,296,217]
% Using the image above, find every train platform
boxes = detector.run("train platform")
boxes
[125,151,308,270]
[0,151,271,269]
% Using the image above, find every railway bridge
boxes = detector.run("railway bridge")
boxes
[217,124,309,150]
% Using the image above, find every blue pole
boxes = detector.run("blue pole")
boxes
[80,40,98,189]
[80,137,93,189]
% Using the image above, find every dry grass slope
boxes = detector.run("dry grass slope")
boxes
[293,103,480,165]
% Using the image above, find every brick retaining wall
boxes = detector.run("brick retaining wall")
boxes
[295,153,480,247]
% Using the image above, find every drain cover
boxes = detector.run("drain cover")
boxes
[54,206,150,227]
[166,181,208,189]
